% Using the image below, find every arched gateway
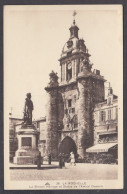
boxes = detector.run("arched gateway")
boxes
[59,136,77,155]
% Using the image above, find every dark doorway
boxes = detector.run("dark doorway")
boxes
[59,136,77,155]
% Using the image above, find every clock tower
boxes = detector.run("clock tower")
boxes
[59,19,91,85]
[45,15,105,159]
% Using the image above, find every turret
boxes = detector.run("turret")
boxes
[45,71,59,159]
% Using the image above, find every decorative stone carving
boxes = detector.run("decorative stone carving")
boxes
[80,58,92,72]
[63,113,78,131]
[71,114,78,129]
[64,113,70,127]
[48,71,59,87]
[80,80,87,87]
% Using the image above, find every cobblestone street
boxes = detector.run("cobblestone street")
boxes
[10,163,118,181]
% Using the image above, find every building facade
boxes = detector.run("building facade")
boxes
[86,86,118,162]
[45,19,106,159]
[33,117,47,156]
[94,87,118,145]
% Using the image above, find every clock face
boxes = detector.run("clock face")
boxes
[67,40,73,48]
[68,62,72,69]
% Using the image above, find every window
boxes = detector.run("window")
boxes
[74,123,78,128]
[68,99,72,107]
[100,111,106,122]
[69,109,71,113]
[74,95,76,102]
[107,97,111,105]
[65,109,68,114]
[108,109,112,120]
[67,68,72,80]
[68,108,75,113]
[37,122,40,128]
[72,108,75,113]
[67,40,73,48]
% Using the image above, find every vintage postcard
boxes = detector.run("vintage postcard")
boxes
[4,5,123,190]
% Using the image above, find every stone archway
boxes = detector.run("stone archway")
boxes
[59,136,77,155]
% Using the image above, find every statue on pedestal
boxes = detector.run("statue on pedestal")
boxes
[23,93,33,125]
[14,92,41,165]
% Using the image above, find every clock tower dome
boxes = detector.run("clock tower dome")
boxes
[59,18,92,85]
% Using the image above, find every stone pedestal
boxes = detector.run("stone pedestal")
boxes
[13,125,40,165]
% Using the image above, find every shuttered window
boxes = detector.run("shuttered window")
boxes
[108,109,112,120]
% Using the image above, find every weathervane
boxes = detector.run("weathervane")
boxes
[73,10,77,24]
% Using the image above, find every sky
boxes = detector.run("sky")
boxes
[4,5,123,120]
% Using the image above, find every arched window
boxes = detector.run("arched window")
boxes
[67,62,72,81]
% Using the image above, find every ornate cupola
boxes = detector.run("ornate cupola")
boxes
[69,19,79,39]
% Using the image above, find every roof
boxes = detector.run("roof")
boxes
[86,143,117,153]
[94,96,118,108]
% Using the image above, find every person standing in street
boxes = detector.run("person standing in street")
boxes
[62,153,65,167]
[59,153,62,168]
[37,152,42,170]
[70,151,76,166]
[48,154,51,165]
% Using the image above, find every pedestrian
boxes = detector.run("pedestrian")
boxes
[41,155,43,165]
[70,151,76,166]
[62,153,65,167]
[48,154,51,165]
[37,152,42,169]
[59,153,62,168]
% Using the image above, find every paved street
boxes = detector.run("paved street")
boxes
[10,162,118,181]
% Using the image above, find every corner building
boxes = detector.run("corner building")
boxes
[45,19,105,159]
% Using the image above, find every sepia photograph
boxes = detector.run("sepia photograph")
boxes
[4,5,123,190]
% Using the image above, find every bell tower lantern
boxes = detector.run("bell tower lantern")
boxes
[69,20,79,38]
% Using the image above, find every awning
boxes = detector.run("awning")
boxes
[98,131,117,135]
[86,143,117,153]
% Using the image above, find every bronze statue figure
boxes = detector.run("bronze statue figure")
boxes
[23,93,33,125]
